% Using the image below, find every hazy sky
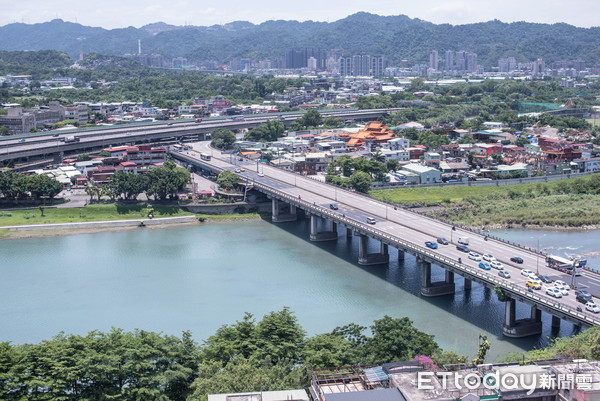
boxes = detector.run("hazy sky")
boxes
[2,0,599,29]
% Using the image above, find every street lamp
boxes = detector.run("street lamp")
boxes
[536,239,540,275]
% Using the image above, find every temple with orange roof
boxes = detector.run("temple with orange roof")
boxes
[341,122,396,150]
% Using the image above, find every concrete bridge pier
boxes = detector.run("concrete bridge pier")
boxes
[420,262,456,297]
[397,250,405,261]
[357,234,389,265]
[464,278,472,290]
[346,228,353,238]
[309,215,338,241]
[271,199,297,222]
[503,297,543,338]
[551,315,561,330]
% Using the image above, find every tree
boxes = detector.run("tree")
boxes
[216,170,239,191]
[291,109,322,130]
[386,159,400,172]
[363,316,440,364]
[211,128,236,149]
[349,171,372,193]
[85,184,100,202]
[145,160,190,201]
[371,150,385,163]
[322,116,343,128]
[244,120,285,142]
[111,171,147,200]
[27,174,63,199]
[98,150,110,157]
[0,126,8,136]
[254,307,305,363]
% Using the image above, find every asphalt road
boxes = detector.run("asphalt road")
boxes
[191,141,600,319]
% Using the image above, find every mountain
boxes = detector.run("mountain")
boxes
[1,14,599,68]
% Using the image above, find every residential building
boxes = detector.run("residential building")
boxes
[209,389,309,401]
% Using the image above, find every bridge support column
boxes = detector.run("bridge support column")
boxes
[464,278,472,290]
[398,250,405,261]
[421,262,455,297]
[503,297,543,338]
[551,315,561,329]
[358,235,389,265]
[309,215,338,241]
[271,199,297,223]
[346,228,353,238]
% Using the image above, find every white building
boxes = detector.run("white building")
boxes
[401,163,441,184]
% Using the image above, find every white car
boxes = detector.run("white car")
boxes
[555,280,569,287]
[553,285,569,296]
[490,261,504,270]
[546,288,562,298]
[521,269,534,277]
[585,302,600,314]
[258,173,264,177]
[483,254,496,262]
[468,252,482,261]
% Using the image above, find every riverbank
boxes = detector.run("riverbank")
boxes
[0,205,262,239]
[372,174,600,229]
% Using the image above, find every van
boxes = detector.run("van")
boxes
[458,237,470,245]
[366,217,376,224]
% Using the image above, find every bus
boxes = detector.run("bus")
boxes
[546,255,586,276]
[200,153,211,161]
[173,144,184,152]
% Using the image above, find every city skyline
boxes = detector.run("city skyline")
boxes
[1,0,600,30]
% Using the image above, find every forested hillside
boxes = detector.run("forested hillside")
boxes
[1,14,600,67]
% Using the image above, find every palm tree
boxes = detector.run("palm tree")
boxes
[372,150,385,163]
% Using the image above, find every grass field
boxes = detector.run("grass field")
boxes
[371,174,600,227]
[0,204,193,226]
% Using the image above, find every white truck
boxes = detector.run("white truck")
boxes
[458,237,470,245]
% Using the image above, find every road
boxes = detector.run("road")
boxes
[189,140,600,322]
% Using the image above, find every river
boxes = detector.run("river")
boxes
[1,220,598,361]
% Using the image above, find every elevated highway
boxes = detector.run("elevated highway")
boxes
[173,142,600,337]
[0,108,400,166]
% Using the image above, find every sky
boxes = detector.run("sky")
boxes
[1,0,599,29]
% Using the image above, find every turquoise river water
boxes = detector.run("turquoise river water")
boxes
[1,219,599,361]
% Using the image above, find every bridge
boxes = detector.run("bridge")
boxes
[174,142,600,338]
[0,108,400,167]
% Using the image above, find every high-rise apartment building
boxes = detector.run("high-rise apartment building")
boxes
[429,50,439,71]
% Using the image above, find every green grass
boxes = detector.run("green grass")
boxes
[371,174,600,227]
[0,205,194,226]
[371,185,510,206]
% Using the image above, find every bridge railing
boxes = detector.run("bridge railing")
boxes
[258,182,600,327]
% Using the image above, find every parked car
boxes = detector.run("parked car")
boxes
[498,270,511,279]
[526,279,542,290]
[521,269,534,277]
[585,302,600,314]
[510,256,524,264]
[437,237,448,245]
[468,252,482,261]
[538,275,552,284]
[425,241,438,249]
[483,254,496,262]
[478,262,491,270]
[546,288,562,298]
[456,245,470,253]
[490,261,504,270]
